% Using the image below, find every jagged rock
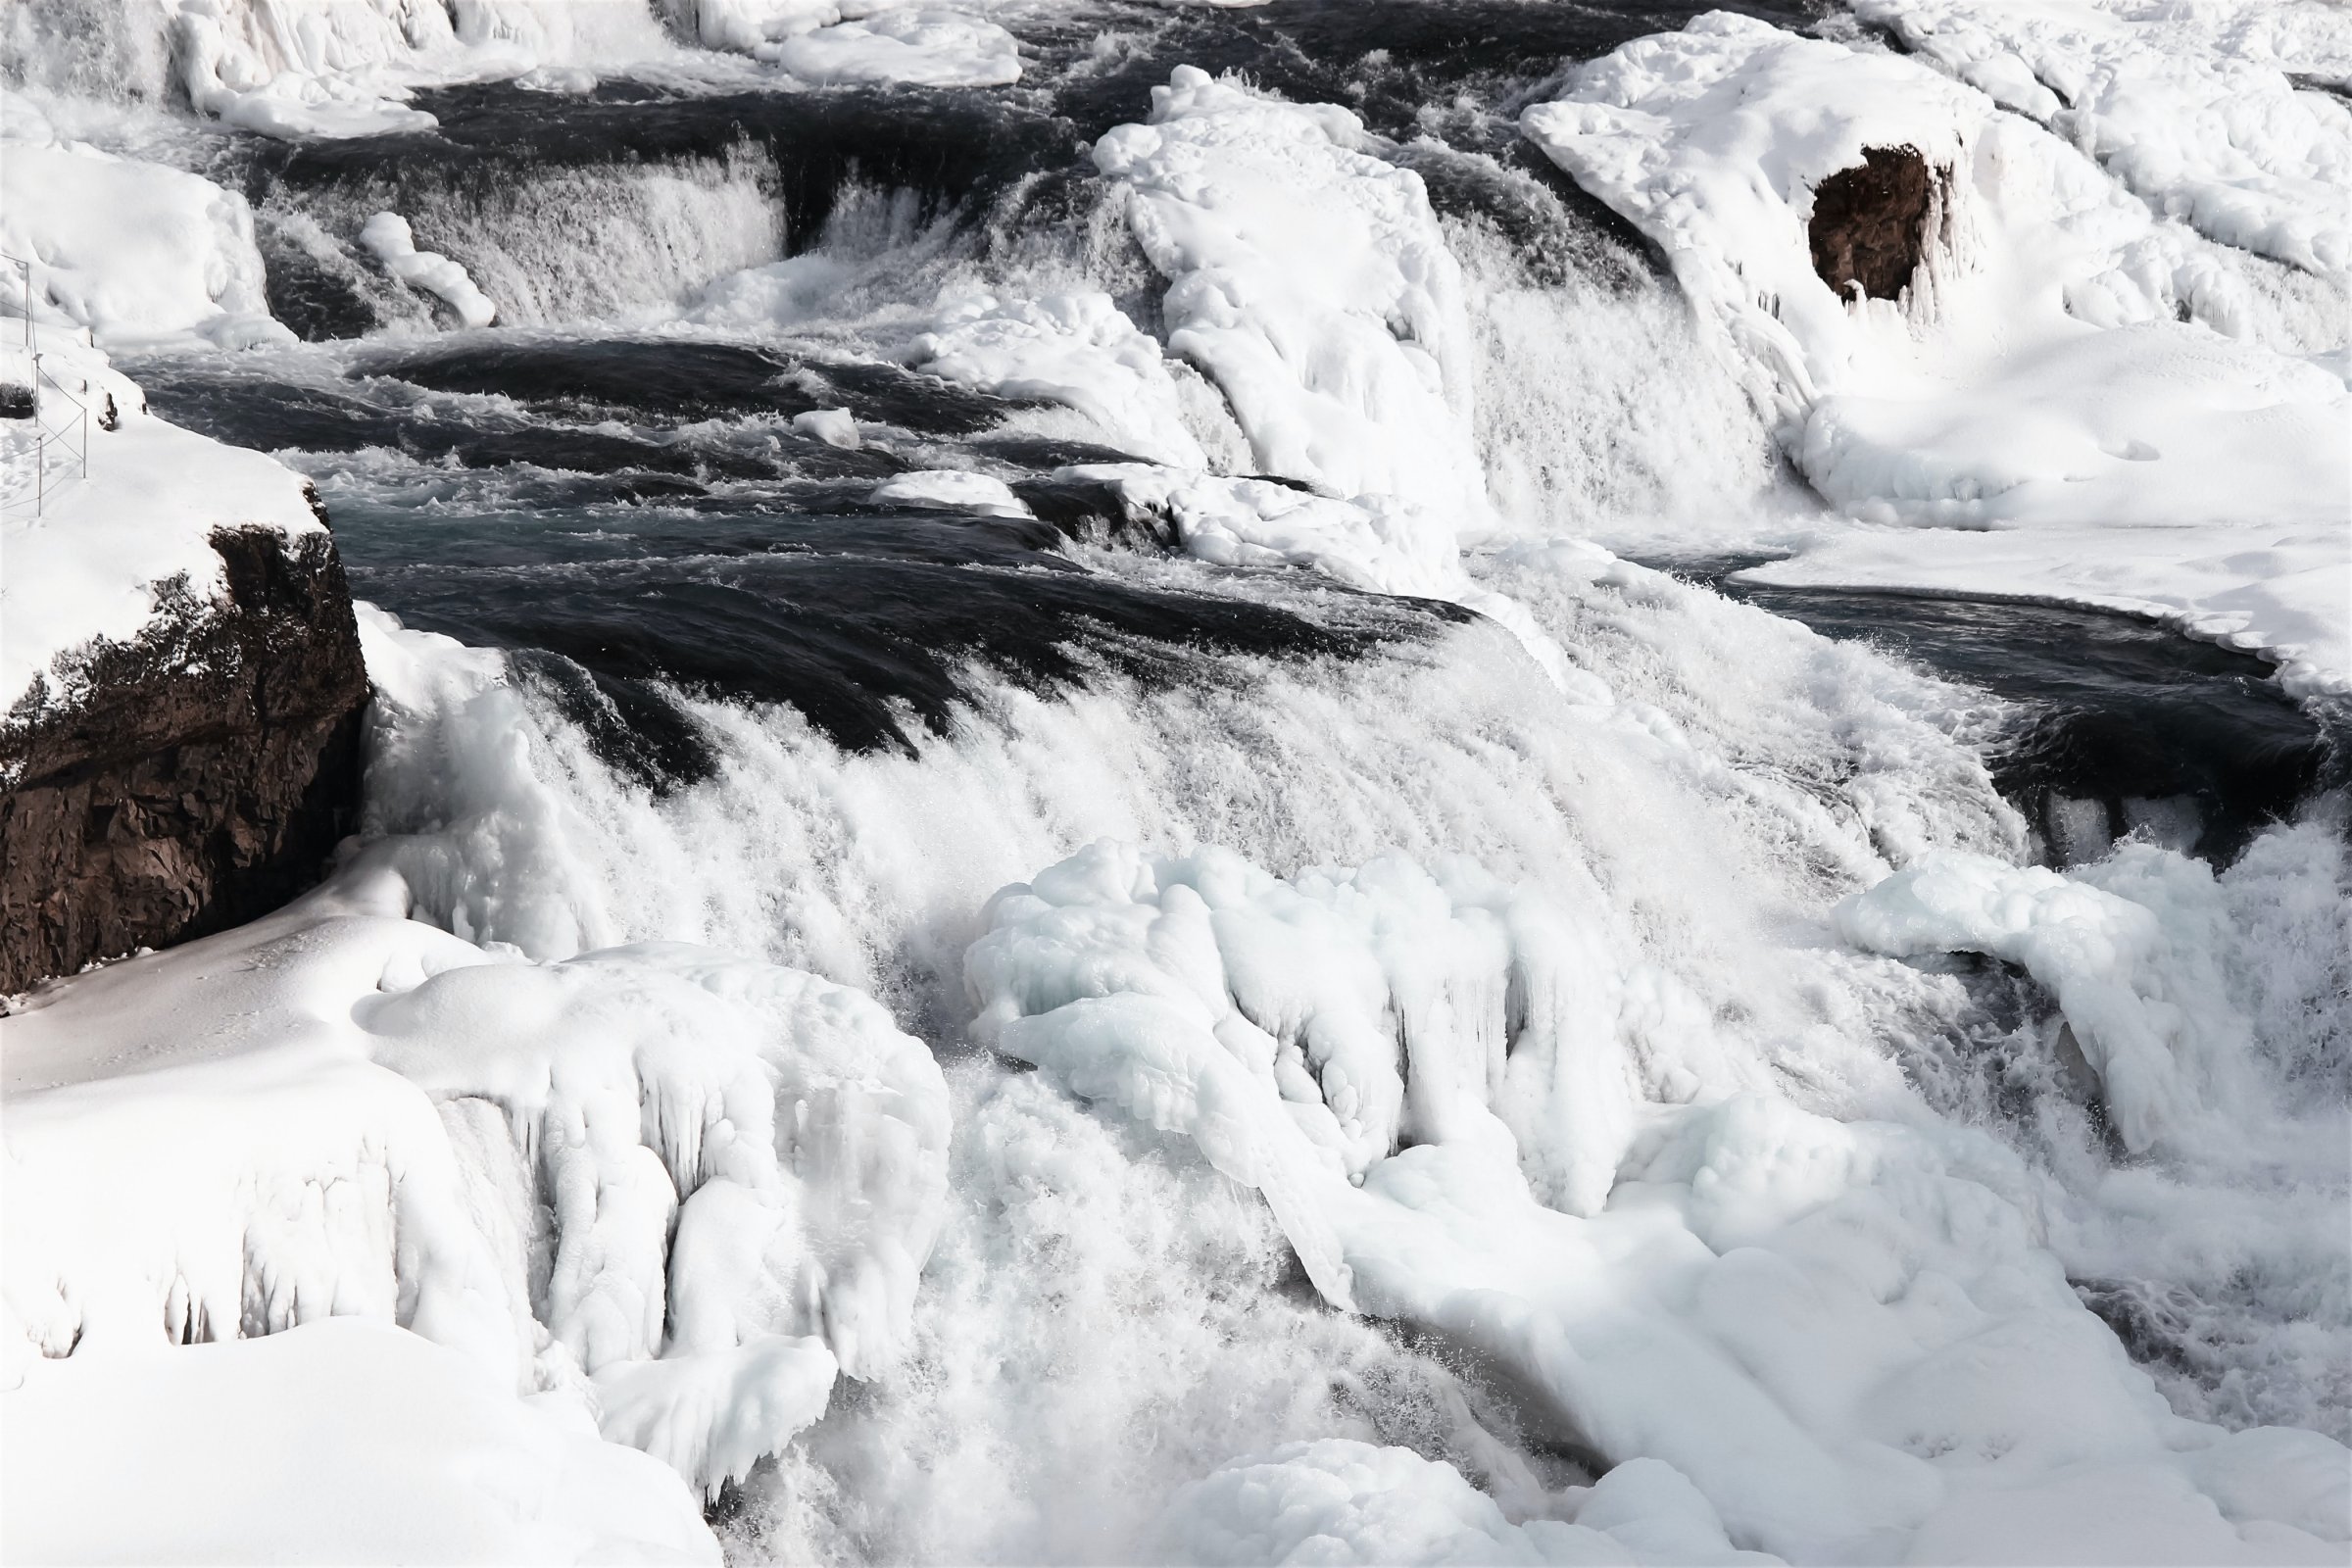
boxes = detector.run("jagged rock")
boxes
[0,523,368,992]
[1808,144,1936,301]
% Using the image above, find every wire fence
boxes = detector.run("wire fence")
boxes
[2,250,92,519]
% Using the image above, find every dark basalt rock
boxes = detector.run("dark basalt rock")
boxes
[0,519,369,993]
[1808,145,1937,301]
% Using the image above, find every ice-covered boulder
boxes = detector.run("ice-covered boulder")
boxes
[1521,10,2351,692]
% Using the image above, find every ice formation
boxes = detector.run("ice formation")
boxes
[1522,12,2351,689]
[1096,67,1489,523]
[3,0,2347,1561]
[966,840,2351,1564]
[869,467,1033,517]
[359,212,499,329]
[1848,0,2351,275]
[912,292,1208,468]
[1071,465,1576,692]
[3,847,950,1530]
[0,114,288,350]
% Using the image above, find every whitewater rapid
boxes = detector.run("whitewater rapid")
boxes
[3,2,2348,1564]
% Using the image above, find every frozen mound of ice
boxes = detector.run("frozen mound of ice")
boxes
[870,467,1032,517]
[154,0,675,138]
[2,858,952,1508]
[1069,464,1577,693]
[965,839,2352,1564]
[1149,1441,1769,1567]
[2,1318,720,1565]
[1522,11,2350,690]
[1837,847,2273,1158]
[1095,67,1490,522]
[680,0,1019,86]
[759,7,1020,87]
[1849,0,2352,275]
[0,124,288,350]
[360,211,499,329]
[913,292,1207,467]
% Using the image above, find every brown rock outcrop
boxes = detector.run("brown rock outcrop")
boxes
[1808,145,1939,301]
[1,521,369,993]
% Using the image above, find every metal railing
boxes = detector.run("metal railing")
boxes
[2,251,92,518]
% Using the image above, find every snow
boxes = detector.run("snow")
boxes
[3,834,951,1507]
[0,340,323,727]
[869,467,1033,517]
[1522,11,2350,691]
[965,838,2352,1565]
[1096,68,1491,523]
[758,7,1022,88]
[359,211,499,329]
[145,0,675,139]
[1848,0,2352,276]
[0,124,289,350]
[1838,848,2269,1157]
[793,406,863,448]
[1149,1442,1768,1567]
[2,1319,719,1565]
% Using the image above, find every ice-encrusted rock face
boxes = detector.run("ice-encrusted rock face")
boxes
[1808,144,1939,300]
[0,519,368,991]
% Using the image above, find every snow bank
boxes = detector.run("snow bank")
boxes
[966,839,2351,1564]
[1849,0,2352,276]
[1096,68,1490,522]
[3,1319,718,1565]
[912,292,1207,467]
[0,124,288,350]
[1521,12,2350,688]
[2,841,951,1513]
[0,339,322,723]
[360,211,499,329]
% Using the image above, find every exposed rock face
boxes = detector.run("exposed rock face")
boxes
[1808,144,1937,301]
[1,522,368,993]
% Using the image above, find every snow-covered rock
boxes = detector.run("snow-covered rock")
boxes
[1521,12,2351,692]
[1850,0,2352,276]
[1096,68,1490,524]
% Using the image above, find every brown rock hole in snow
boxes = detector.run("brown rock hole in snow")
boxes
[1808,145,1939,302]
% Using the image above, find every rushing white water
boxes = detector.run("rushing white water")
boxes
[4,3,2347,1562]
